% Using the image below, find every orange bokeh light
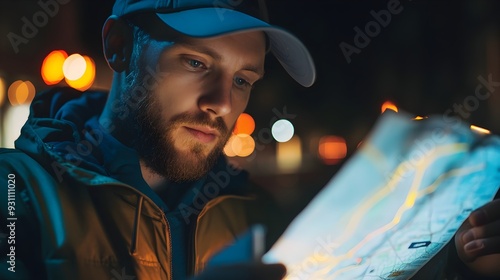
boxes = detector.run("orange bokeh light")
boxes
[223,135,238,157]
[233,113,255,135]
[8,80,35,106]
[318,135,347,165]
[65,55,96,91]
[41,50,68,85]
[231,134,255,157]
[224,134,256,157]
[381,101,398,113]
[0,77,5,106]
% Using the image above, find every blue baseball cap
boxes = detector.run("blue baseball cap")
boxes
[111,0,316,87]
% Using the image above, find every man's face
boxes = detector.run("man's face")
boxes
[131,31,266,182]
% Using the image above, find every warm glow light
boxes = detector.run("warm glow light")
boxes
[63,53,86,80]
[8,80,35,106]
[3,104,30,148]
[277,136,302,172]
[65,55,96,91]
[233,113,255,135]
[41,50,68,85]
[470,125,491,135]
[318,135,347,165]
[0,77,5,106]
[15,82,29,104]
[272,119,294,142]
[412,116,427,120]
[223,135,238,157]
[381,101,398,113]
[231,134,255,157]
[8,80,22,105]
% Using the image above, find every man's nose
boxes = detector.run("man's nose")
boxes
[198,72,233,117]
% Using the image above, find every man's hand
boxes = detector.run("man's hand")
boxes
[455,199,500,277]
[190,262,286,280]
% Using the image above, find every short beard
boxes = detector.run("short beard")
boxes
[119,29,231,183]
[132,92,231,183]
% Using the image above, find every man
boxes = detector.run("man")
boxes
[0,0,313,279]
[0,0,499,280]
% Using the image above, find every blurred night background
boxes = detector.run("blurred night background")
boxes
[1,0,500,218]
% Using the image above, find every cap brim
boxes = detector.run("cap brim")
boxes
[156,8,316,87]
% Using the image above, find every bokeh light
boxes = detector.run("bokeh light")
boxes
[8,80,35,106]
[41,50,68,85]
[233,113,255,135]
[318,135,347,165]
[63,53,87,80]
[223,135,238,157]
[0,77,5,106]
[277,136,302,172]
[381,101,398,113]
[470,125,491,135]
[412,116,427,120]
[231,134,255,157]
[65,55,96,91]
[272,119,294,142]
[3,104,30,148]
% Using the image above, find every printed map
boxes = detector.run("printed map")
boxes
[262,111,500,280]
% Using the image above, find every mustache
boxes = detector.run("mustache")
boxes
[170,112,228,135]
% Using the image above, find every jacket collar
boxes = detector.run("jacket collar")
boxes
[15,87,250,212]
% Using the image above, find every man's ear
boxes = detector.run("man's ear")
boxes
[102,16,133,72]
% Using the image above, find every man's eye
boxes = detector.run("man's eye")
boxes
[187,59,204,68]
[234,77,250,87]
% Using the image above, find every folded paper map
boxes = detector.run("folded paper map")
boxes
[262,110,500,279]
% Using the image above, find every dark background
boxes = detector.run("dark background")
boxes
[2,0,500,216]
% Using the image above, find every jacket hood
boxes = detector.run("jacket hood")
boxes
[15,87,109,175]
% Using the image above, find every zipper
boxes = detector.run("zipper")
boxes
[187,216,198,277]
[163,214,173,280]
[130,195,144,255]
